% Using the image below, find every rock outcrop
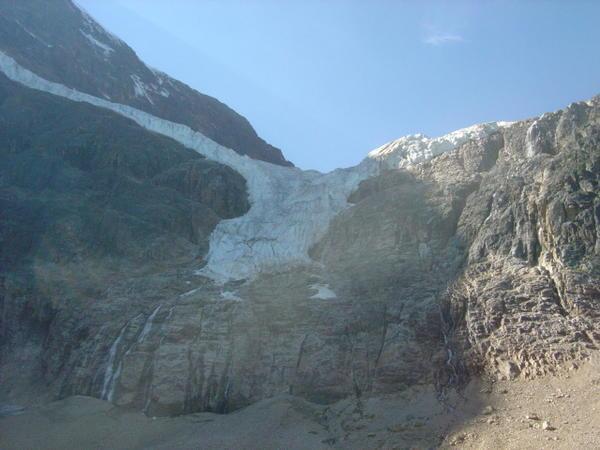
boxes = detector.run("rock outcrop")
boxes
[0,0,598,422]
[3,94,597,417]
[0,72,250,408]
[0,0,291,166]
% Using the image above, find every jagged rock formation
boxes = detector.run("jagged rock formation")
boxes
[0,0,598,424]
[0,0,291,166]
[2,93,597,417]
[445,102,600,380]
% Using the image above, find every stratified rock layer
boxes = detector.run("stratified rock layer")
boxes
[446,101,600,380]
[2,93,597,417]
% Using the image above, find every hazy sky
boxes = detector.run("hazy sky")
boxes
[79,0,600,171]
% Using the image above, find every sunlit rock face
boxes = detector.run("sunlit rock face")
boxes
[447,101,600,380]
[0,0,598,419]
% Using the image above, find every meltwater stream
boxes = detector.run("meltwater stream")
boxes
[100,324,128,401]
[137,305,162,344]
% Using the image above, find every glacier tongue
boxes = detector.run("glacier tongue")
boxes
[200,160,379,281]
[0,50,500,282]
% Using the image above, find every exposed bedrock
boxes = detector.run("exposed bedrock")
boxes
[446,100,600,380]
[1,91,599,416]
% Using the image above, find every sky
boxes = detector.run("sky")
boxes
[78,0,600,172]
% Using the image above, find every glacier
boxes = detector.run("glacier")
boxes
[0,50,502,282]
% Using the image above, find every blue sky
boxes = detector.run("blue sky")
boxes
[79,0,600,171]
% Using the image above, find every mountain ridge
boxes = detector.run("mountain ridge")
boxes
[0,0,292,166]
[0,3,598,449]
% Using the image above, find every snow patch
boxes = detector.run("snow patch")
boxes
[157,86,170,98]
[220,291,243,301]
[149,66,173,93]
[180,287,200,298]
[525,120,539,158]
[73,1,124,46]
[309,283,337,299]
[14,20,53,48]
[130,74,170,103]
[130,74,154,105]
[80,30,114,57]
[497,121,515,128]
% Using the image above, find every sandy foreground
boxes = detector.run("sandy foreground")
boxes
[1,356,598,450]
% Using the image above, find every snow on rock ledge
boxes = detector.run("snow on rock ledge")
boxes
[0,50,502,282]
[309,284,337,300]
[368,123,508,169]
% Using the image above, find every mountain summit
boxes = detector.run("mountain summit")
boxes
[0,0,292,166]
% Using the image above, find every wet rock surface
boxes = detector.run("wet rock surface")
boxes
[446,100,600,380]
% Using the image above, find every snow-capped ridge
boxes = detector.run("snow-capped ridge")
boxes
[368,122,504,169]
[0,50,502,282]
[73,0,125,46]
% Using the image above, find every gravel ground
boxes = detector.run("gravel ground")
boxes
[1,356,598,450]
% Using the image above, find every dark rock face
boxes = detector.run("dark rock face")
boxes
[0,74,250,406]
[1,92,598,418]
[0,73,249,266]
[0,0,292,166]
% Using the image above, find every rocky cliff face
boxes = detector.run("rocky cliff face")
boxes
[0,0,598,423]
[0,0,291,166]
[445,103,600,380]
[0,71,250,408]
[2,94,597,417]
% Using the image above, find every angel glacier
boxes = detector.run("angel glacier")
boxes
[0,50,502,281]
